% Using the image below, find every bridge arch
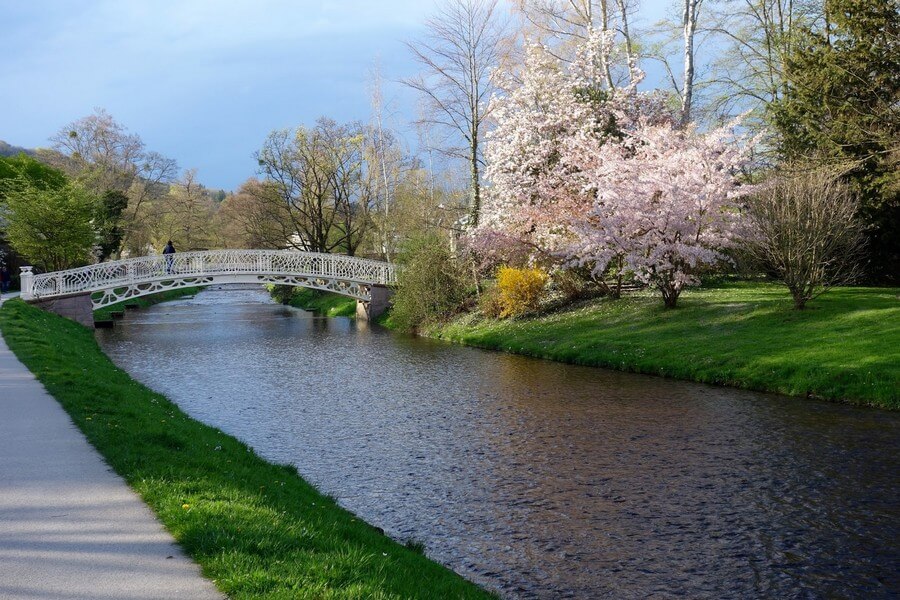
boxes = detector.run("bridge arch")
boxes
[20,250,396,326]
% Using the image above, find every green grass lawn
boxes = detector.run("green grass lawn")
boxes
[0,299,492,599]
[428,282,899,409]
[287,289,358,318]
[93,286,202,321]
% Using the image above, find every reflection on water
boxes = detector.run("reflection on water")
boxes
[97,289,900,599]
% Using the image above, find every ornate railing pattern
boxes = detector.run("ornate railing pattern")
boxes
[20,250,396,308]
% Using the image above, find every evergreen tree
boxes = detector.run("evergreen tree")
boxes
[769,0,900,282]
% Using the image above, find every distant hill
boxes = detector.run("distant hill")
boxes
[0,140,36,158]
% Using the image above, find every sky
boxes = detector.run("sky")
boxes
[0,0,674,191]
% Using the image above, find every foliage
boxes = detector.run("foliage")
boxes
[268,284,296,304]
[769,0,900,282]
[0,299,493,598]
[3,178,96,271]
[427,282,900,409]
[388,236,471,332]
[0,154,67,198]
[214,179,289,250]
[269,285,357,318]
[551,268,595,302]
[496,266,548,317]
[746,169,866,309]
[94,190,129,261]
[142,169,218,251]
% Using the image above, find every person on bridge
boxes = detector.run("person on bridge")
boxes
[0,265,10,295]
[162,241,176,274]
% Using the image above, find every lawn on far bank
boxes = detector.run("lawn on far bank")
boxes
[285,288,357,317]
[428,282,899,409]
[92,286,202,321]
[0,298,493,599]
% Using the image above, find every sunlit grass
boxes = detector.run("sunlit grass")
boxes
[0,299,493,599]
[288,289,357,318]
[92,286,202,321]
[429,282,899,409]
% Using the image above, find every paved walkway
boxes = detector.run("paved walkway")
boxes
[0,295,223,599]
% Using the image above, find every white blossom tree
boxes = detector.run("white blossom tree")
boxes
[477,34,752,306]
[564,121,752,306]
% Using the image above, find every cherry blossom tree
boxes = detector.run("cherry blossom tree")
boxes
[477,33,752,306]
[479,43,598,260]
[564,121,752,307]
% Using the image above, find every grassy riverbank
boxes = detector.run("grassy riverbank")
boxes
[424,283,899,409]
[0,299,492,599]
[285,289,357,317]
[93,286,202,321]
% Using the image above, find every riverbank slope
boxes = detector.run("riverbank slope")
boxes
[93,286,202,322]
[0,298,493,599]
[422,283,899,409]
[282,288,357,317]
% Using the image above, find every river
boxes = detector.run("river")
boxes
[95,288,900,599]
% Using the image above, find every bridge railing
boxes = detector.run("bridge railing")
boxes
[21,250,397,300]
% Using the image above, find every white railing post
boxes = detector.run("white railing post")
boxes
[20,267,34,300]
[57,272,65,295]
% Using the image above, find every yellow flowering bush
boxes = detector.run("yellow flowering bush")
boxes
[496,266,548,318]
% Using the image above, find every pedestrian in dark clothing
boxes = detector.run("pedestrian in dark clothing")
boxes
[0,266,10,294]
[162,241,176,274]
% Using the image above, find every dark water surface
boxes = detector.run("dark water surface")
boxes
[96,289,900,599]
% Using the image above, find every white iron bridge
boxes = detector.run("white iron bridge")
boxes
[19,249,397,326]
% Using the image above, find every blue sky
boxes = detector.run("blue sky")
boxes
[1,0,674,191]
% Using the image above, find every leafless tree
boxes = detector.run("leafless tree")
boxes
[702,0,820,125]
[514,0,639,87]
[49,109,178,255]
[367,64,410,261]
[163,169,217,250]
[216,179,292,250]
[679,0,702,125]
[745,168,866,309]
[255,118,374,255]
[404,0,510,228]
[645,0,705,126]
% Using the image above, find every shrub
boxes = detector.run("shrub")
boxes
[745,169,865,309]
[389,236,471,332]
[552,268,592,302]
[478,284,504,318]
[268,284,296,304]
[496,266,548,318]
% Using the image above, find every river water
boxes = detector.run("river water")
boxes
[96,288,899,599]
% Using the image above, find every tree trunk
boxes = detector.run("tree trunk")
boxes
[661,282,681,308]
[681,0,700,126]
[469,140,481,228]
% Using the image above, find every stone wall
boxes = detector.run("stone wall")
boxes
[356,285,393,321]
[31,294,94,328]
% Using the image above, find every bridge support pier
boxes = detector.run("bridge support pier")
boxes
[356,285,393,322]
[32,293,95,329]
